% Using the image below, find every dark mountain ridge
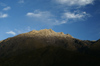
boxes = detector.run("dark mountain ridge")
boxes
[0,29,100,66]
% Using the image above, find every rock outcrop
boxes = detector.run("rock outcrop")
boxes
[16,29,73,38]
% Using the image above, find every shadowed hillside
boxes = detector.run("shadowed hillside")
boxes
[0,29,100,66]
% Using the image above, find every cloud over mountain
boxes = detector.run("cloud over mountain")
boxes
[6,31,16,35]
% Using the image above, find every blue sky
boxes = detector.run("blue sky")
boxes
[0,0,100,41]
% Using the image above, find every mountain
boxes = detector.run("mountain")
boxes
[0,29,100,66]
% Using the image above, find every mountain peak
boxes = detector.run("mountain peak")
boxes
[29,29,55,33]
[1,29,100,66]
[28,29,56,36]
[16,29,73,38]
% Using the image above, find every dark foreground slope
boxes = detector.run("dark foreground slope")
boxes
[0,29,100,66]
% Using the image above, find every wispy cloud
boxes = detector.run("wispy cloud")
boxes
[0,13,8,18]
[27,12,42,17]
[26,10,66,25]
[3,6,11,11]
[0,2,10,18]
[6,31,16,35]
[51,0,93,24]
[61,11,90,23]
[18,0,24,3]
[26,10,63,25]
[26,10,90,25]
[55,0,94,6]
[26,10,53,18]
[26,0,94,26]
[62,11,89,20]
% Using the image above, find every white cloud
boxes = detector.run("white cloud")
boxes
[18,0,24,3]
[3,6,11,11]
[52,0,92,24]
[26,10,53,18]
[56,0,94,6]
[26,10,62,25]
[53,20,67,25]
[26,10,67,25]
[26,10,90,25]
[6,31,16,35]
[62,11,89,20]
[0,13,8,18]
[27,12,41,17]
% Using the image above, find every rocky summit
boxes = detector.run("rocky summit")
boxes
[0,29,100,66]
[16,29,73,38]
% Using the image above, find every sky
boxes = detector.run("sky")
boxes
[0,0,100,41]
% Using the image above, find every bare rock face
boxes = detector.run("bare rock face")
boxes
[0,41,2,43]
[16,29,73,38]
[66,34,73,38]
[0,40,4,43]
